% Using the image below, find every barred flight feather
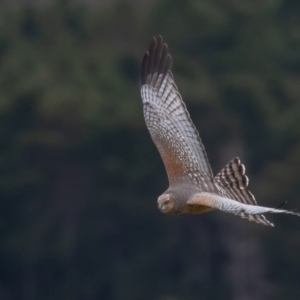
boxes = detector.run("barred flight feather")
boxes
[215,158,273,226]
[140,36,213,183]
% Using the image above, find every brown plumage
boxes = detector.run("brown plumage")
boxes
[140,36,300,226]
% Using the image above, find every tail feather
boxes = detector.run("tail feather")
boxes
[216,157,249,189]
[215,157,273,226]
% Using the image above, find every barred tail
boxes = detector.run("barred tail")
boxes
[214,157,273,226]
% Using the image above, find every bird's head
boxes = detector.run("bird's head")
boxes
[157,193,176,214]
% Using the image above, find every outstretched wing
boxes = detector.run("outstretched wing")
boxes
[187,192,300,227]
[214,157,273,226]
[140,36,213,184]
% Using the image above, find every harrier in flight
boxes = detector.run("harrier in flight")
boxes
[140,36,299,226]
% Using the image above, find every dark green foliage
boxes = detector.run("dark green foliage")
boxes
[0,1,300,299]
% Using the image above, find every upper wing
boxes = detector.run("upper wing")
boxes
[140,36,213,184]
[214,157,273,226]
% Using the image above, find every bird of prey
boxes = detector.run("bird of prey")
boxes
[140,36,300,227]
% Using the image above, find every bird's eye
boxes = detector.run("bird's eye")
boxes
[161,200,172,210]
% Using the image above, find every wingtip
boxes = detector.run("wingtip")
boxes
[166,53,173,71]
[150,36,157,49]
[141,36,173,87]
[277,200,287,209]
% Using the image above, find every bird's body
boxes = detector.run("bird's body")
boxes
[140,36,300,226]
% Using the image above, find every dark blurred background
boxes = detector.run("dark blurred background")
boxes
[0,0,300,299]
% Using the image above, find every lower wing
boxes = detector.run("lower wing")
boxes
[187,192,300,227]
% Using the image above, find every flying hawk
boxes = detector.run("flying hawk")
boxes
[140,36,299,226]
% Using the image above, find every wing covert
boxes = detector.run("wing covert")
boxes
[140,36,213,184]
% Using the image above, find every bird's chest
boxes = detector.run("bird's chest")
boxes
[184,203,214,214]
